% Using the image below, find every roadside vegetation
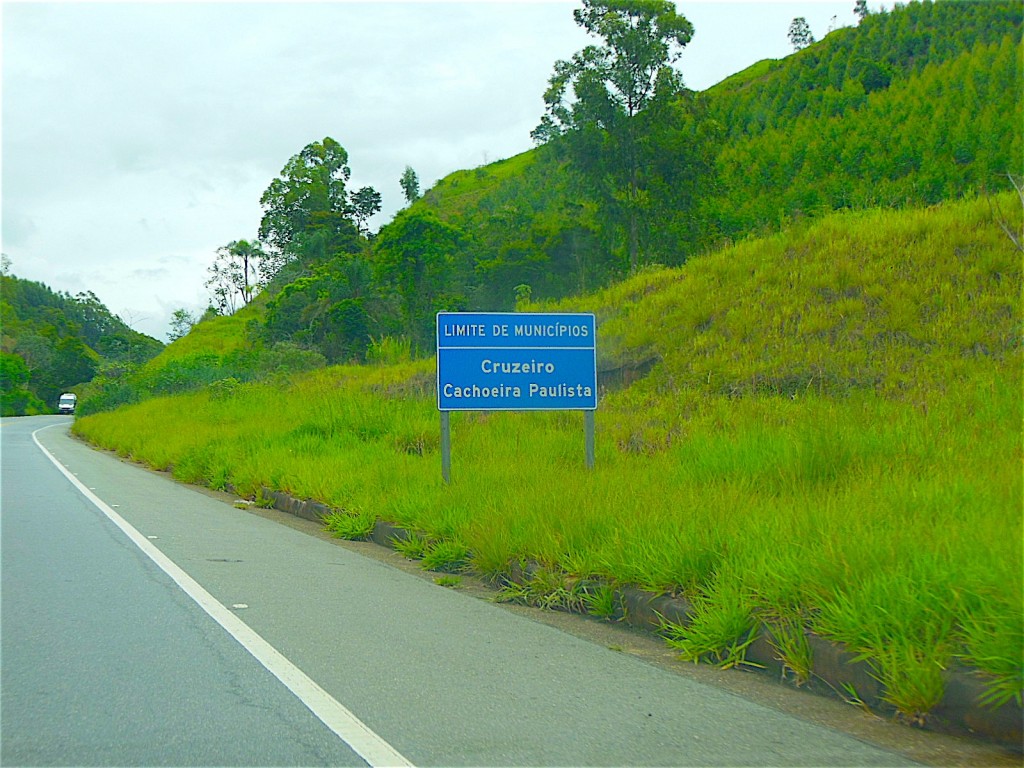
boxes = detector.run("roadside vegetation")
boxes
[74,193,1023,720]
[0,272,163,415]
[11,0,1013,735]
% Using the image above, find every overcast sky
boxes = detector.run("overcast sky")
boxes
[3,1,867,341]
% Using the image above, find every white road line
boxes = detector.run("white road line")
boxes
[32,424,415,768]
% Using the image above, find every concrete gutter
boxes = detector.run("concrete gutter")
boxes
[264,489,1023,751]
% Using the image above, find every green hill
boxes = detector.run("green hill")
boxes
[409,0,1021,304]
[73,193,1023,721]
[60,0,1023,728]
[106,0,1019,376]
[708,11,1022,237]
[74,298,332,416]
[0,273,163,415]
[559,198,1019,402]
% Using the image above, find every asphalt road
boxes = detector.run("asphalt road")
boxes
[2,416,924,767]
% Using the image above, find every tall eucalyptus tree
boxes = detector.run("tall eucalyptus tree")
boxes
[258,137,377,273]
[532,0,696,272]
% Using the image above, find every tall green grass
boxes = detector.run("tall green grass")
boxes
[74,195,1022,717]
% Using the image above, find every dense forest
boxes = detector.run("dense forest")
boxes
[707,0,1022,236]
[0,271,163,415]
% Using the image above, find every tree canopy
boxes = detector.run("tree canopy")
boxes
[533,0,694,141]
[206,239,269,314]
[257,137,374,278]
[0,273,162,413]
[532,0,699,272]
[400,166,421,204]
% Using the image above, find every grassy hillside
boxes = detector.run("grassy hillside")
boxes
[404,0,1020,307]
[96,0,1017,381]
[559,194,1018,402]
[75,299,332,416]
[74,193,1023,719]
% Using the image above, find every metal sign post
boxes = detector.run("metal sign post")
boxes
[440,410,452,484]
[436,312,597,483]
[585,410,595,471]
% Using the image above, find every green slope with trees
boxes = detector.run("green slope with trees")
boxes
[0,271,163,415]
[46,0,1024,735]
[107,0,1019,382]
[414,0,1021,298]
[118,0,1017,384]
[707,2,1022,239]
[73,192,1023,724]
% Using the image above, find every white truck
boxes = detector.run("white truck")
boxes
[58,393,77,415]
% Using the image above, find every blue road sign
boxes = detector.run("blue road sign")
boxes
[437,312,597,411]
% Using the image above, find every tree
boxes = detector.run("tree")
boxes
[854,0,870,23]
[66,291,119,349]
[168,308,198,342]
[789,17,816,50]
[0,352,44,415]
[373,210,466,352]
[350,186,382,236]
[532,0,696,272]
[533,0,694,140]
[261,255,379,363]
[0,351,30,391]
[400,166,421,204]
[205,239,268,314]
[851,56,893,93]
[52,336,97,389]
[258,137,363,271]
